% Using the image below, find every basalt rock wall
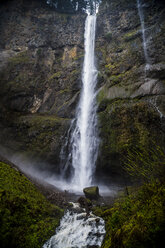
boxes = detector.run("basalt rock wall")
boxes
[0,0,85,171]
[96,0,165,182]
[0,0,165,182]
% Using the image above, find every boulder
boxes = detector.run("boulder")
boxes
[83,186,100,200]
[78,196,92,207]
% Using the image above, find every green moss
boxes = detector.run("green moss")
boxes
[9,52,30,65]
[97,99,161,176]
[93,182,165,248]
[0,161,64,248]
[105,63,116,73]
[83,186,100,200]
[123,29,140,42]
[56,89,71,95]
[18,114,66,130]
[48,71,62,80]
[10,113,69,160]
[97,87,107,104]
[70,69,79,75]
[73,54,84,61]
[109,75,121,85]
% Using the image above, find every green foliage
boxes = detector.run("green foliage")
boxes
[48,71,62,80]
[0,162,64,248]
[94,182,165,248]
[95,138,165,248]
[124,143,165,183]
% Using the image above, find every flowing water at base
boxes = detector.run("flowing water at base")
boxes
[43,203,105,248]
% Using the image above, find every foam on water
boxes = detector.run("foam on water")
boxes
[43,203,105,248]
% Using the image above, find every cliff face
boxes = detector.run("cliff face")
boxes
[0,0,85,171]
[0,0,165,181]
[95,0,165,182]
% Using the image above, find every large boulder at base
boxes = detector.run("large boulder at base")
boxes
[83,186,100,200]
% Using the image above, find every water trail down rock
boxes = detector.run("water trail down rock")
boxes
[149,96,164,120]
[137,0,150,72]
[137,0,165,120]
[43,203,105,248]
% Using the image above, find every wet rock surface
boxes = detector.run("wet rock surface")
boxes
[95,0,165,182]
[0,0,165,182]
[0,0,85,171]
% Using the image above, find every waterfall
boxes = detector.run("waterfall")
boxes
[137,0,150,71]
[43,203,105,248]
[70,14,98,189]
[60,10,99,192]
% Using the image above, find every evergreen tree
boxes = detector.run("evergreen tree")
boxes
[47,0,95,14]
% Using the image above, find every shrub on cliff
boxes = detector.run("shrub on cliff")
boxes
[124,143,165,183]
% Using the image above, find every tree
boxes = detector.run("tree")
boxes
[47,0,101,14]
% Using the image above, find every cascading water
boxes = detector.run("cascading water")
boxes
[60,6,99,192]
[137,0,150,72]
[43,203,105,248]
[70,13,98,189]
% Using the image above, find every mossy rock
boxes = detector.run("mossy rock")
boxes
[83,186,100,200]
[96,99,162,182]
[123,29,141,42]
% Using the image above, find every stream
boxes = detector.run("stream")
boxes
[43,203,105,248]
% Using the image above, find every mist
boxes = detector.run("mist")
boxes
[0,145,118,195]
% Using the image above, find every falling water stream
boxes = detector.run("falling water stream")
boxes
[137,0,150,72]
[70,14,98,189]
[137,0,164,119]
[59,3,100,192]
